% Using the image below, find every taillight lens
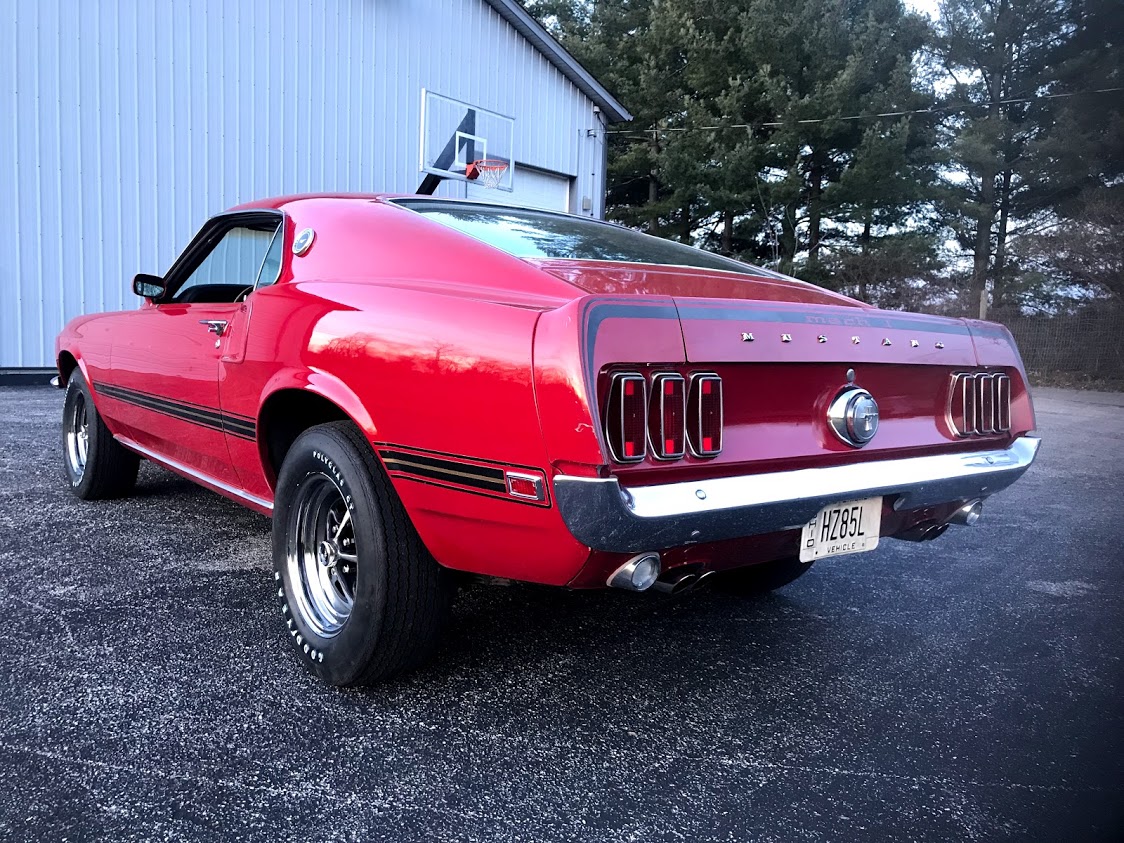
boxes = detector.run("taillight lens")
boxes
[605,373,647,462]
[687,373,723,457]
[996,374,1011,431]
[949,372,1011,436]
[505,471,545,501]
[649,373,686,459]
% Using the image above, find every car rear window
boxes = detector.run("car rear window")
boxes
[389,198,784,278]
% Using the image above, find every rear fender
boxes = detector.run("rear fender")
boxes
[965,320,1037,434]
[533,295,685,471]
[257,368,378,439]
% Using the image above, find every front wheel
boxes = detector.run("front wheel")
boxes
[272,422,453,686]
[710,556,814,596]
[61,373,140,499]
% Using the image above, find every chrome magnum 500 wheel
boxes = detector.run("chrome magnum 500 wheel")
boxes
[286,472,359,637]
[272,422,452,686]
[61,372,140,500]
[64,388,90,478]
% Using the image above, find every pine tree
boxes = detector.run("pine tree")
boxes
[735,0,933,280]
[532,0,940,297]
[932,0,1085,317]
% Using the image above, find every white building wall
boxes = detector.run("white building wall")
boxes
[0,0,611,367]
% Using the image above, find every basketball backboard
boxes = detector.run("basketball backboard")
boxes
[420,90,515,192]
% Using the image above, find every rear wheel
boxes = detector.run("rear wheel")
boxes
[61,373,140,499]
[272,421,453,686]
[710,556,814,596]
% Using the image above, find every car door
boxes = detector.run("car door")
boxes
[102,212,282,486]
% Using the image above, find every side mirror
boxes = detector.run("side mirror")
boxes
[133,273,166,300]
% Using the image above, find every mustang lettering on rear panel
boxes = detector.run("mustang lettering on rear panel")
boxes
[54,195,1040,686]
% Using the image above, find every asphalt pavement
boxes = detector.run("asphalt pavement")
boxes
[0,385,1121,842]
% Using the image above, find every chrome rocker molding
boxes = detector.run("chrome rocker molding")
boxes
[554,436,1041,553]
[116,435,274,512]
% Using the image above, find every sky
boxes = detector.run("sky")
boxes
[905,0,940,20]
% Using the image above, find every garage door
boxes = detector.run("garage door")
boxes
[467,165,571,212]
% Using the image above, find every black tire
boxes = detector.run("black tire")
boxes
[272,421,453,686]
[710,556,814,596]
[61,372,140,500]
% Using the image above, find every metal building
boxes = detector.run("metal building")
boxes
[0,0,630,370]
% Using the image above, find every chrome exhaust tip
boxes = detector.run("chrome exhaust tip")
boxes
[652,567,717,595]
[607,553,661,592]
[652,570,697,594]
[949,500,984,526]
[49,375,61,389]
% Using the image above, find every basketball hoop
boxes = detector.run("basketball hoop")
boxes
[466,159,509,189]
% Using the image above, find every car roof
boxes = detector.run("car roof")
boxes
[228,193,598,223]
[229,193,386,212]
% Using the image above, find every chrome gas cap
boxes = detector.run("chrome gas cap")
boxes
[828,387,880,447]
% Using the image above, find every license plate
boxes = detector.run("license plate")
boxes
[799,496,882,562]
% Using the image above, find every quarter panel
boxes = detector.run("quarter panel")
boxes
[390,478,590,586]
[224,277,592,582]
[965,320,1037,435]
[533,296,687,472]
[299,284,546,461]
[306,286,582,581]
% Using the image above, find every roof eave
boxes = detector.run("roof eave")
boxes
[482,0,632,123]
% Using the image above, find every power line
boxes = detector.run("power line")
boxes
[607,86,1124,135]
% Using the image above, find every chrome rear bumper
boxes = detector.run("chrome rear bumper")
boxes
[553,436,1041,553]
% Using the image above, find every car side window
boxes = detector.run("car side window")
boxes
[253,226,285,290]
[170,224,279,304]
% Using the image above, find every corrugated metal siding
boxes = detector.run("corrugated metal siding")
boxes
[1,0,609,367]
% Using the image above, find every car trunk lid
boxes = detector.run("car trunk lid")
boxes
[673,297,977,367]
[528,258,978,365]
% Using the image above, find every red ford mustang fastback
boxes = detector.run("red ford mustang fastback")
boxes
[55,194,1039,685]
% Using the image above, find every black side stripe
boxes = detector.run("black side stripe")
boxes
[95,382,256,441]
[377,446,550,507]
[394,474,539,506]
[380,453,506,493]
[372,441,547,474]
[96,382,254,421]
[380,450,505,481]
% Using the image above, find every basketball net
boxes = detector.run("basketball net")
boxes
[468,159,509,189]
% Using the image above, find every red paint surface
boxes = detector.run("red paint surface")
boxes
[56,194,1038,587]
[528,259,861,307]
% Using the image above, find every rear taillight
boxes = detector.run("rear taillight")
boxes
[950,372,1011,436]
[605,373,647,462]
[603,370,724,463]
[687,373,723,457]
[649,373,686,459]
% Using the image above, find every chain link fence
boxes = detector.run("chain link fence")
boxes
[993,306,1124,383]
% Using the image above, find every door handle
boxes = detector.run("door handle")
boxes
[199,320,228,337]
